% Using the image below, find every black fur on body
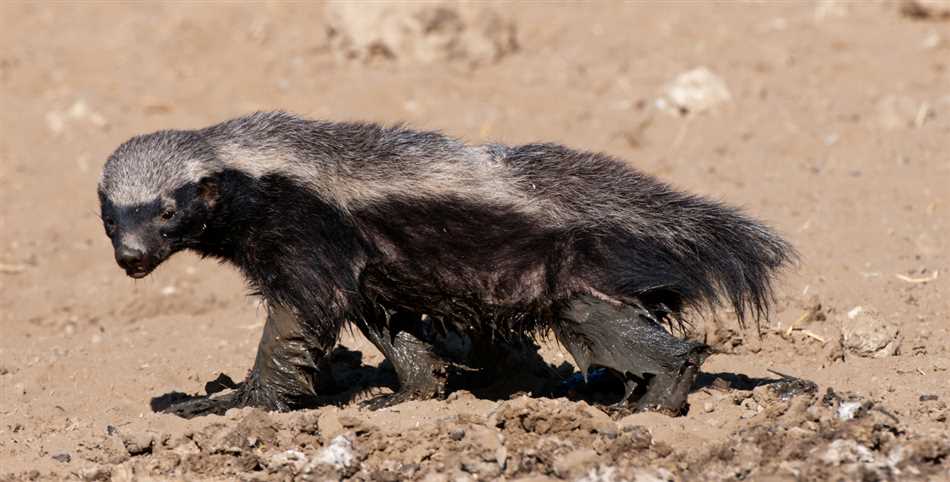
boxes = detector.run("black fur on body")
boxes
[98,111,794,415]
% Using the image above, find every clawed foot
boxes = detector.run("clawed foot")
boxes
[628,360,702,416]
[360,385,443,410]
[150,373,306,418]
[151,387,245,418]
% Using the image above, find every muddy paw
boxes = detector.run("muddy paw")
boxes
[155,390,244,418]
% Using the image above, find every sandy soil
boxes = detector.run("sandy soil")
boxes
[1,2,949,480]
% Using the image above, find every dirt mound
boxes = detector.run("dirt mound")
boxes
[9,386,945,481]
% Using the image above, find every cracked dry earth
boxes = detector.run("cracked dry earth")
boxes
[1,2,949,481]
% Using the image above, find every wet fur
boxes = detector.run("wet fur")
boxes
[203,113,784,330]
[99,111,794,408]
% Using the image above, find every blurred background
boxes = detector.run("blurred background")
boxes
[1,1,948,479]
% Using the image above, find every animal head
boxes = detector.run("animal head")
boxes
[98,130,220,278]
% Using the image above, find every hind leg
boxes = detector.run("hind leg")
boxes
[554,295,708,415]
[355,310,449,409]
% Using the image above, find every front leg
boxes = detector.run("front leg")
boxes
[238,303,335,409]
[159,304,336,417]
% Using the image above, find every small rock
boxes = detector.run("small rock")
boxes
[209,409,279,454]
[496,445,508,470]
[314,435,355,469]
[446,389,475,402]
[703,401,716,413]
[836,401,864,421]
[79,465,111,481]
[45,100,109,134]
[821,439,875,465]
[814,0,850,20]
[841,307,902,358]
[922,30,942,49]
[51,452,71,463]
[920,394,939,402]
[0,263,30,275]
[448,428,466,441]
[68,100,108,127]
[108,464,134,482]
[825,334,847,363]
[326,3,517,66]
[739,396,761,417]
[633,468,675,482]
[120,431,155,456]
[799,294,827,323]
[876,95,927,130]
[467,425,501,452]
[553,448,600,478]
[171,438,200,456]
[656,67,732,116]
[270,449,308,473]
[580,466,622,482]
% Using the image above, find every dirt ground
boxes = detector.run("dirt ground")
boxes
[1,2,949,481]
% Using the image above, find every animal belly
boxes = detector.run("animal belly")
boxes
[360,260,553,332]
[353,194,570,327]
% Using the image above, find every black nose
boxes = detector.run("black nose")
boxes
[116,246,146,272]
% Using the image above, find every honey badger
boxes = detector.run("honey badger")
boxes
[98,111,794,416]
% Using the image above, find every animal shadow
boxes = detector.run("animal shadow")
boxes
[151,346,810,417]
[150,347,393,416]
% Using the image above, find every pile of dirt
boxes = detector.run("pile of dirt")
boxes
[12,383,943,482]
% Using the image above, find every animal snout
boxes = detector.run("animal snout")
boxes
[115,245,149,277]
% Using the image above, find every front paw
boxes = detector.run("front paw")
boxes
[153,389,245,418]
[151,378,303,418]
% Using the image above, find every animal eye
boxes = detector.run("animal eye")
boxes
[103,218,116,234]
[160,208,176,221]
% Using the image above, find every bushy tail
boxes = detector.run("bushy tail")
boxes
[696,205,794,328]
[618,193,796,331]
[500,142,794,330]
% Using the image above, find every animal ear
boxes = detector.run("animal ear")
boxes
[198,177,219,207]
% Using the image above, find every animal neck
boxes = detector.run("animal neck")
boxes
[192,169,266,266]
